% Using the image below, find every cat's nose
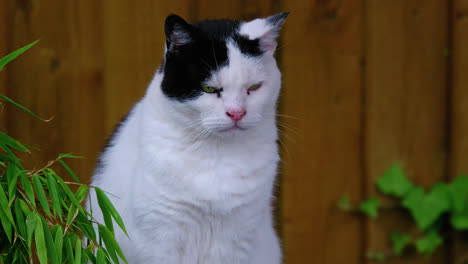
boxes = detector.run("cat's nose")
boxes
[226,108,247,122]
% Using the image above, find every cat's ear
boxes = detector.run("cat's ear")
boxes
[240,12,289,54]
[165,14,193,50]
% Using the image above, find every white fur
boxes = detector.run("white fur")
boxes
[88,21,283,264]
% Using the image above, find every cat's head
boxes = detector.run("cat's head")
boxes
[158,13,288,138]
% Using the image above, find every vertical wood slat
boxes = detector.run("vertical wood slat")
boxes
[364,1,449,263]
[102,0,190,134]
[0,0,7,129]
[6,0,106,184]
[281,1,363,263]
[451,0,468,263]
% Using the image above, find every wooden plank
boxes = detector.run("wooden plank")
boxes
[0,0,7,129]
[6,0,105,185]
[450,0,468,263]
[59,0,105,184]
[196,0,272,20]
[364,0,449,263]
[281,1,363,263]
[102,0,190,134]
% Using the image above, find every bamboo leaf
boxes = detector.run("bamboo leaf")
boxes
[0,94,44,120]
[7,162,20,198]
[32,174,51,217]
[54,226,63,264]
[96,248,106,264]
[46,172,62,220]
[19,171,35,207]
[74,239,82,264]
[0,201,12,242]
[14,199,27,239]
[95,187,128,236]
[64,235,74,264]
[41,218,58,264]
[26,212,36,250]
[58,158,80,183]
[0,40,38,70]
[0,184,14,224]
[35,214,48,264]
[99,224,128,264]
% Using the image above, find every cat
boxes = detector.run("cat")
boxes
[88,12,288,264]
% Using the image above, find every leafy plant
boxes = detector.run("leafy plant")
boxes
[0,41,128,263]
[339,163,468,262]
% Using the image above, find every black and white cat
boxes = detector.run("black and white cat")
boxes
[88,12,288,263]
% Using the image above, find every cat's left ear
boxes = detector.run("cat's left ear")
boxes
[240,12,289,54]
[165,14,193,51]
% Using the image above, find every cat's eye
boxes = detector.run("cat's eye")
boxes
[248,83,262,92]
[201,84,218,94]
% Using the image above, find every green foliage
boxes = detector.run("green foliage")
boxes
[359,197,379,219]
[339,162,468,262]
[376,163,413,197]
[0,42,127,263]
[390,232,411,256]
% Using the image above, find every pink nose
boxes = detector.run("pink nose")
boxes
[226,109,247,122]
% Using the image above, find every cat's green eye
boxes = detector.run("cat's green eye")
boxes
[201,84,218,94]
[248,83,262,91]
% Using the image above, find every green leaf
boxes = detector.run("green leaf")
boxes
[46,172,62,220]
[96,248,106,264]
[84,248,97,264]
[19,171,36,207]
[376,163,414,197]
[366,251,385,261]
[390,232,411,256]
[6,162,20,198]
[58,158,80,183]
[66,204,78,226]
[53,173,83,211]
[0,184,14,224]
[64,235,74,264]
[35,214,48,264]
[0,131,29,152]
[448,175,468,213]
[26,212,36,250]
[451,204,468,230]
[75,184,89,202]
[415,230,442,256]
[359,197,379,219]
[54,227,63,264]
[0,94,44,120]
[32,174,51,217]
[337,194,351,211]
[402,185,451,230]
[99,224,128,264]
[0,200,12,242]
[14,199,27,239]
[95,187,128,236]
[74,239,82,264]
[41,218,58,264]
[0,40,38,70]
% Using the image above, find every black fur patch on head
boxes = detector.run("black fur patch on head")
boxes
[161,15,265,102]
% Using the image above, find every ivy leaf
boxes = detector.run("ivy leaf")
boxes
[376,163,414,197]
[415,230,442,256]
[451,204,468,230]
[390,232,411,256]
[366,252,385,262]
[337,194,351,211]
[448,175,468,213]
[402,185,451,230]
[359,197,379,219]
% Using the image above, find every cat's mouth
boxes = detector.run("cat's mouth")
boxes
[218,124,247,133]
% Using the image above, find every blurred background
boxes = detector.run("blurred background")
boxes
[1,0,468,263]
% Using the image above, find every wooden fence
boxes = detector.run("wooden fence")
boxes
[1,0,468,263]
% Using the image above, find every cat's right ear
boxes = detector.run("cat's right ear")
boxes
[165,14,193,51]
